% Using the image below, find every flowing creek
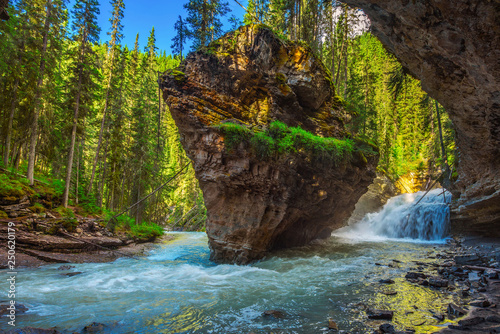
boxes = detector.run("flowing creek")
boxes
[2,189,462,333]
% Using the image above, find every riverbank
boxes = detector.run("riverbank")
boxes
[0,218,174,268]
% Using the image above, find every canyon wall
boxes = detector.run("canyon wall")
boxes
[342,0,500,236]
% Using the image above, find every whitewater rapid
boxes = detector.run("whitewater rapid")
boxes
[334,188,452,243]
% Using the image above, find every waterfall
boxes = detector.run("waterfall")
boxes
[334,188,452,242]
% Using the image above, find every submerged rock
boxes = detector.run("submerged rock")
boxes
[83,322,105,333]
[447,303,467,317]
[379,323,395,333]
[262,310,286,319]
[368,309,394,320]
[328,318,339,330]
[161,25,378,264]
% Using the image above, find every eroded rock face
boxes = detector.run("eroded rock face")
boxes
[161,25,378,264]
[347,173,400,225]
[342,0,500,236]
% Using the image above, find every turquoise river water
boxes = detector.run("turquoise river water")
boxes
[1,189,461,333]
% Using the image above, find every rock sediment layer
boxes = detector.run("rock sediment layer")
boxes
[342,0,500,236]
[161,25,378,264]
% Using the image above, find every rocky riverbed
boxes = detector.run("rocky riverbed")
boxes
[1,234,499,334]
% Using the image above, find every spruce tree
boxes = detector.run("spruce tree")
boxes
[62,0,101,207]
[88,0,125,195]
[171,15,188,60]
[184,0,231,50]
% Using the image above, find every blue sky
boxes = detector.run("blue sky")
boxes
[76,0,248,54]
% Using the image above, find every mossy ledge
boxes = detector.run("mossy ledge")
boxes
[161,24,379,264]
[215,121,360,164]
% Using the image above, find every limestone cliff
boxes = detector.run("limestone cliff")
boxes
[161,25,378,264]
[342,0,500,236]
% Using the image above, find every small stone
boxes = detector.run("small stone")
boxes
[96,232,103,236]
[0,303,28,315]
[433,313,445,321]
[486,315,500,323]
[76,227,83,233]
[380,279,395,284]
[468,272,480,282]
[84,322,105,332]
[380,290,398,296]
[417,279,429,286]
[470,299,491,307]
[447,303,467,316]
[379,323,395,333]
[262,310,286,319]
[405,272,426,279]
[484,269,499,279]
[57,265,75,270]
[429,277,448,288]
[458,316,485,326]
[61,272,82,277]
[455,255,482,265]
[368,309,394,320]
[328,318,338,330]
[447,325,464,330]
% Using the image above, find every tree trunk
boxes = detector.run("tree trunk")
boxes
[63,27,88,208]
[3,77,19,167]
[87,47,117,194]
[27,0,52,186]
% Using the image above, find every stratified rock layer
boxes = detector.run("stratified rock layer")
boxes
[161,25,378,264]
[342,0,500,236]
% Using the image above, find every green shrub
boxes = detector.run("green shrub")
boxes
[250,132,275,158]
[55,206,75,218]
[29,202,46,213]
[0,210,8,219]
[128,223,164,241]
[215,122,252,150]
[0,174,26,198]
[62,217,78,232]
[51,179,65,198]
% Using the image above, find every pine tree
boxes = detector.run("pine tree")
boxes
[62,0,101,207]
[184,0,231,50]
[171,15,188,60]
[88,0,125,195]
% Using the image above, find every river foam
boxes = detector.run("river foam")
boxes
[333,188,451,243]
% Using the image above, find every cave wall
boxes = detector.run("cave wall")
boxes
[341,0,500,235]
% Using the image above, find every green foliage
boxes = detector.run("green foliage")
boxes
[55,206,75,218]
[62,217,78,232]
[127,223,164,241]
[0,174,26,198]
[0,0,204,232]
[29,202,46,213]
[216,121,358,165]
[0,210,8,219]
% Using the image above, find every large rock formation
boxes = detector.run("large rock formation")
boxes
[161,25,378,264]
[342,0,500,236]
[347,173,400,225]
